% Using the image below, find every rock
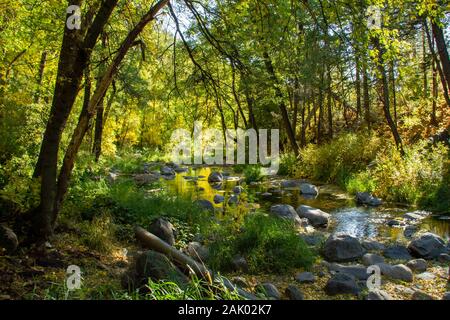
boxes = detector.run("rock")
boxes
[174,166,188,173]
[383,264,414,282]
[194,199,214,212]
[383,245,412,261]
[270,204,302,226]
[228,194,239,206]
[261,192,272,198]
[125,250,189,290]
[295,272,316,284]
[208,172,223,183]
[133,173,159,185]
[438,253,450,262]
[408,232,447,259]
[232,186,244,194]
[324,273,360,296]
[367,290,394,300]
[374,262,395,275]
[186,242,209,261]
[415,272,436,280]
[299,233,326,246]
[362,253,385,266]
[404,225,418,238]
[355,192,382,206]
[231,276,250,289]
[280,180,301,188]
[327,263,369,280]
[361,240,385,252]
[442,292,450,300]
[387,219,404,227]
[231,255,248,272]
[285,285,304,300]
[0,225,18,253]
[412,290,435,300]
[406,259,427,273]
[296,205,330,227]
[322,233,366,262]
[300,183,319,196]
[213,195,224,204]
[404,212,426,221]
[148,218,176,246]
[160,166,175,176]
[257,283,281,300]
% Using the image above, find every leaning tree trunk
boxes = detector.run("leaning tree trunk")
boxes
[431,19,450,91]
[32,0,118,240]
[53,0,170,220]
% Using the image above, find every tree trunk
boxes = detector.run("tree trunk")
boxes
[263,51,299,155]
[374,37,404,155]
[431,57,438,126]
[33,51,47,103]
[362,60,371,132]
[431,19,450,90]
[53,0,170,226]
[32,0,118,240]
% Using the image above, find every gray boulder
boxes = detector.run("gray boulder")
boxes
[0,225,18,253]
[324,273,360,296]
[367,290,394,300]
[355,192,382,206]
[362,253,385,266]
[296,205,330,227]
[404,225,418,238]
[300,183,319,196]
[361,239,385,252]
[257,283,281,300]
[148,218,176,246]
[208,172,223,183]
[231,255,248,272]
[232,186,244,194]
[285,285,304,300]
[213,195,224,204]
[160,166,175,176]
[408,232,447,259]
[438,253,450,262]
[295,272,316,284]
[322,233,366,262]
[412,290,435,300]
[194,199,214,212]
[281,180,302,188]
[270,204,302,226]
[406,259,427,273]
[383,245,412,261]
[328,263,369,280]
[383,264,414,282]
[186,242,209,261]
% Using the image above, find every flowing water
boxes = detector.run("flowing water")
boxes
[160,166,450,242]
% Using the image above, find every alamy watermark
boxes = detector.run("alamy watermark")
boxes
[66,5,81,30]
[169,122,280,175]
[66,265,82,290]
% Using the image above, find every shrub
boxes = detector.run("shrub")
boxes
[207,213,315,273]
[345,171,377,194]
[277,152,298,176]
[243,165,264,183]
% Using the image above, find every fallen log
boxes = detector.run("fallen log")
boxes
[135,226,257,300]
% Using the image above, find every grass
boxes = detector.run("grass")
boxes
[207,213,316,274]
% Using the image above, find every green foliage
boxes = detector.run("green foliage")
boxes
[207,213,315,274]
[298,133,383,187]
[243,165,264,183]
[345,171,377,194]
[277,152,298,176]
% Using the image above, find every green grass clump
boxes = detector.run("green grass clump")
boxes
[208,213,315,274]
[243,165,264,183]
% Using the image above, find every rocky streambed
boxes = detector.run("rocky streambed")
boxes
[125,162,450,300]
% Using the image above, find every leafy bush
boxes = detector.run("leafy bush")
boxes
[277,152,298,176]
[243,165,264,183]
[345,171,377,194]
[207,213,315,273]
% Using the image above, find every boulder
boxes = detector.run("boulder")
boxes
[355,192,382,206]
[327,263,369,280]
[280,180,301,188]
[148,218,176,246]
[295,272,316,284]
[438,253,450,262]
[408,232,447,259]
[383,264,414,282]
[442,292,450,300]
[285,285,304,300]
[208,172,223,183]
[406,259,427,273]
[213,195,225,204]
[123,250,188,291]
[412,290,435,300]
[322,233,365,262]
[231,255,248,272]
[404,212,426,221]
[186,242,209,261]
[257,283,281,300]
[415,272,436,280]
[0,225,18,253]
[194,199,214,212]
[383,245,412,261]
[324,273,360,296]
[270,204,302,226]
[367,290,394,300]
[404,225,418,238]
[300,183,319,196]
[231,276,250,289]
[362,253,385,266]
[160,166,175,176]
[296,205,330,227]
[361,239,385,252]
